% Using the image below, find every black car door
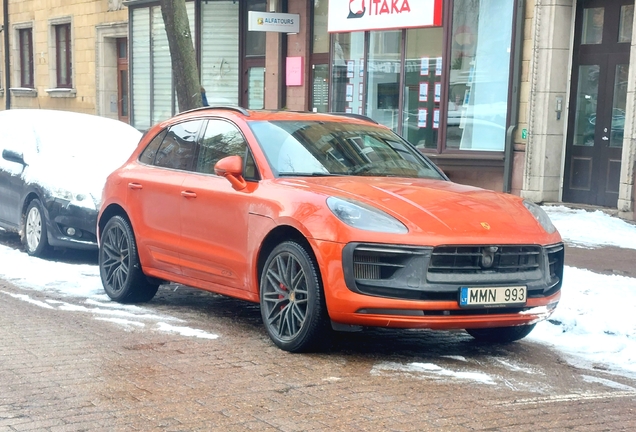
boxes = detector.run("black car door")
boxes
[0,147,28,229]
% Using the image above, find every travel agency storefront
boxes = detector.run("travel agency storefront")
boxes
[125,0,524,192]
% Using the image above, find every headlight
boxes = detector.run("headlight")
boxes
[523,200,556,234]
[327,196,408,234]
[50,188,97,210]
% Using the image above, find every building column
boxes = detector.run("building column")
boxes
[521,0,574,203]
[617,7,636,220]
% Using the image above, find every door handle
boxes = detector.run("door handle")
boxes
[128,182,143,190]
[181,191,197,198]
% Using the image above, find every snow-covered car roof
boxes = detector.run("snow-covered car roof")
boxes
[0,109,142,201]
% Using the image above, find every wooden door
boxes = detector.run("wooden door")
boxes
[563,0,633,207]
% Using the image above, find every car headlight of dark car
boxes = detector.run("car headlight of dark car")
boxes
[523,200,557,234]
[327,196,408,234]
[51,187,98,211]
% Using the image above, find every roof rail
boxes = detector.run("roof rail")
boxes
[179,105,250,117]
[328,112,379,124]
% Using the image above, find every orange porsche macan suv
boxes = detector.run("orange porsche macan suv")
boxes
[97,107,564,352]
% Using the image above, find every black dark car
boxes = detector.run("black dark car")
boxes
[0,109,141,256]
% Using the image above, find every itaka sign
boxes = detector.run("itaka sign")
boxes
[328,0,443,33]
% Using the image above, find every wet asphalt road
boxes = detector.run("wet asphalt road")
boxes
[1,231,635,431]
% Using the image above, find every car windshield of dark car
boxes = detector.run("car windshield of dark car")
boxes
[248,120,444,179]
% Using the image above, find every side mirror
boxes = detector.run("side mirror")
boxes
[214,155,247,191]
[2,149,26,166]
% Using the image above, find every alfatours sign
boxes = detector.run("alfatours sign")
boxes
[248,11,300,33]
[328,0,442,33]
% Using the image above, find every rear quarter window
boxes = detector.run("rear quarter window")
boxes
[139,130,168,165]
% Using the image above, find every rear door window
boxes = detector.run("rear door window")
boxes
[153,120,204,171]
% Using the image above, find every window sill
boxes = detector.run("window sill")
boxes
[10,87,38,97]
[46,88,77,98]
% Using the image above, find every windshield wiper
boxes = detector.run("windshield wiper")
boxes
[278,172,340,177]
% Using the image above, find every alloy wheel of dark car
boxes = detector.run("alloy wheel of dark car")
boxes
[466,323,537,343]
[260,241,330,352]
[23,199,50,257]
[99,215,159,303]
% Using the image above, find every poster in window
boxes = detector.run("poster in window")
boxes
[435,57,443,76]
[419,82,428,102]
[360,58,365,77]
[345,83,354,102]
[418,109,427,128]
[346,60,355,78]
[420,57,429,76]
[434,82,441,103]
[345,106,353,113]
[358,106,363,115]
[433,109,440,129]
[359,83,364,101]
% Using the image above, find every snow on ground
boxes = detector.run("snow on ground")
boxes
[0,206,635,378]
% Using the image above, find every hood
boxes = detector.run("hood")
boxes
[275,176,559,244]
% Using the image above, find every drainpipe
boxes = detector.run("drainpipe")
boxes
[3,0,9,110]
[503,0,525,193]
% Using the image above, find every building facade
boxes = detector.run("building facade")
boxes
[0,0,130,120]
[1,0,635,220]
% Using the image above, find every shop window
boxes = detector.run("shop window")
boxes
[19,27,34,88]
[310,0,330,112]
[312,0,329,54]
[246,0,266,57]
[331,32,365,115]
[445,0,514,151]
[402,27,443,149]
[366,31,402,132]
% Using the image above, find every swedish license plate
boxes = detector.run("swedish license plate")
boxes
[459,286,527,307]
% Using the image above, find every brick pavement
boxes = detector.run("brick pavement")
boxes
[2,274,636,431]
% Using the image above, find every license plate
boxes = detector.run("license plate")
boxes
[459,286,527,307]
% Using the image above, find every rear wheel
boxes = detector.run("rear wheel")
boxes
[99,215,158,303]
[260,241,329,352]
[23,199,50,257]
[466,324,536,343]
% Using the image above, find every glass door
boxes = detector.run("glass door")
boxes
[563,0,633,207]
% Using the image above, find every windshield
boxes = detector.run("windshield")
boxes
[248,120,444,179]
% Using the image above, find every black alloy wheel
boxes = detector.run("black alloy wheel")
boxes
[99,215,158,303]
[260,241,329,352]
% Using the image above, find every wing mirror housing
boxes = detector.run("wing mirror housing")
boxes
[2,149,26,166]
[214,155,247,191]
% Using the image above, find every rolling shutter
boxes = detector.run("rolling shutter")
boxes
[201,1,240,105]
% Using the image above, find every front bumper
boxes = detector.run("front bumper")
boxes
[45,198,98,249]
[313,240,563,330]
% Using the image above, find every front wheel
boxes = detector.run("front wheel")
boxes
[99,215,158,303]
[260,241,329,352]
[466,324,536,343]
[23,199,50,257]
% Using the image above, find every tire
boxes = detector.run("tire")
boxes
[466,324,536,343]
[260,241,330,353]
[23,199,50,257]
[99,215,159,303]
